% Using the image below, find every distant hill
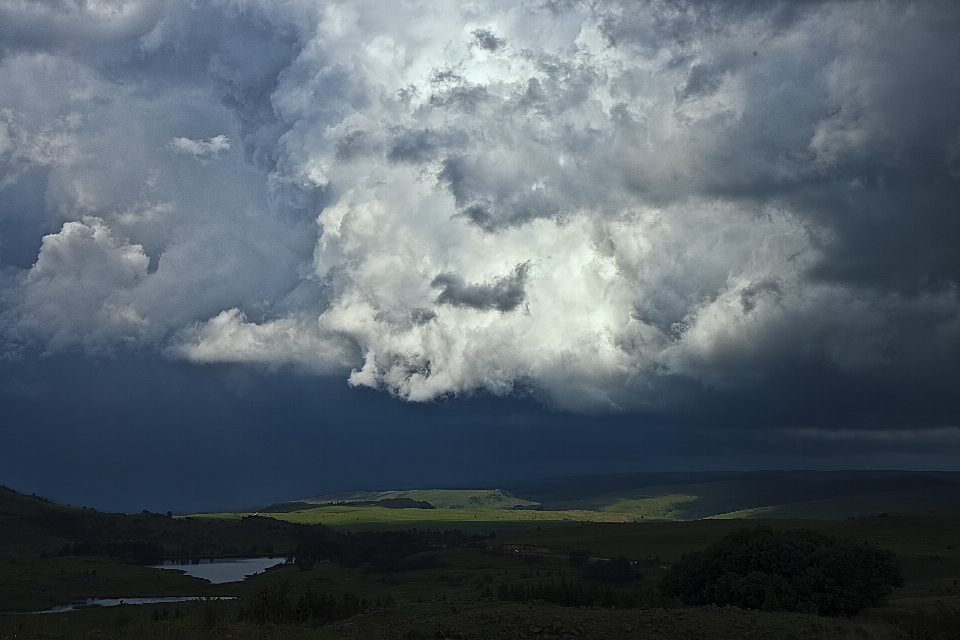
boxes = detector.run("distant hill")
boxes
[297,488,538,511]
[268,497,436,511]
[260,471,960,523]
[504,470,960,520]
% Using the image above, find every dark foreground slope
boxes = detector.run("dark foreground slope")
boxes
[0,486,484,612]
[0,484,324,562]
[3,484,960,639]
[3,512,960,640]
[0,484,334,612]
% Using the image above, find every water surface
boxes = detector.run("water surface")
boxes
[35,597,235,614]
[150,556,285,584]
[7,557,281,614]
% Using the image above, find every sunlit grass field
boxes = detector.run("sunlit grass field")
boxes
[199,505,640,532]
[298,488,540,510]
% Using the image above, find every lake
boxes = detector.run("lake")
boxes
[8,557,283,615]
[28,597,236,614]
[150,556,286,584]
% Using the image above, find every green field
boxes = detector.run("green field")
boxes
[240,504,638,531]
[298,488,540,510]
[251,470,960,525]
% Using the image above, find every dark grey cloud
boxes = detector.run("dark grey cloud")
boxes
[432,263,530,313]
[385,127,472,165]
[387,128,440,164]
[438,155,563,230]
[472,28,505,52]
[678,63,725,101]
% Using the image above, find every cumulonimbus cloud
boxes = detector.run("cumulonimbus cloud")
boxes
[1,0,959,417]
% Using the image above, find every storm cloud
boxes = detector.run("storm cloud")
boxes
[433,263,529,313]
[1,0,959,427]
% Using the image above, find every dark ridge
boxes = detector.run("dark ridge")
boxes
[345,498,436,510]
[261,501,316,513]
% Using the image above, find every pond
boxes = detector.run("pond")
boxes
[6,557,283,615]
[150,556,286,584]
[31,597,236,614]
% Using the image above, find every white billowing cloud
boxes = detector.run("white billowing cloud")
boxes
[15,217,149,350]
[0,41,313,353]
[2,0,960,414]
[169,135,230,159]
[176,308,355,372]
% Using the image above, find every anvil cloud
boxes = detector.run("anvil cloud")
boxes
[1,0,959,423]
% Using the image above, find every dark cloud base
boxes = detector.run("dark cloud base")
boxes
[1,354,958,513]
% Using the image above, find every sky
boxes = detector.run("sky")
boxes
[1,0,959,513]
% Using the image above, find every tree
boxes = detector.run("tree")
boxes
[659,526,903,616]
[580,556,637,584]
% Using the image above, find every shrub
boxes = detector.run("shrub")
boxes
[498,577,659,609]
[238,581,368,625]
[659,526,903,616]
[568,549,588,568]
[580,556,638,584]
[239,581,293,624]
[364,552,443,573]
[899,602,960,639]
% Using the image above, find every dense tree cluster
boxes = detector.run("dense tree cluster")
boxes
[497,577,659,609]
[58,540,164,565]
[659,527,904,616]
[290,529,494,571]
[238,581,368,625]
[363,552,444,574]
[579,556,638,584]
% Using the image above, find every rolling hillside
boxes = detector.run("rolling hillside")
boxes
[249,471,960,526]
[299,488,539,510]
[505,470,960,520]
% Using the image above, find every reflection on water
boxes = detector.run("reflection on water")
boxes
[150,556,285,584]
[35,596,235,614]
[6,557,281,615]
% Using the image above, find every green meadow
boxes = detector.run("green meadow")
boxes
[205,470,960,531]
[241,504,637,531]
[297,488,540,510]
